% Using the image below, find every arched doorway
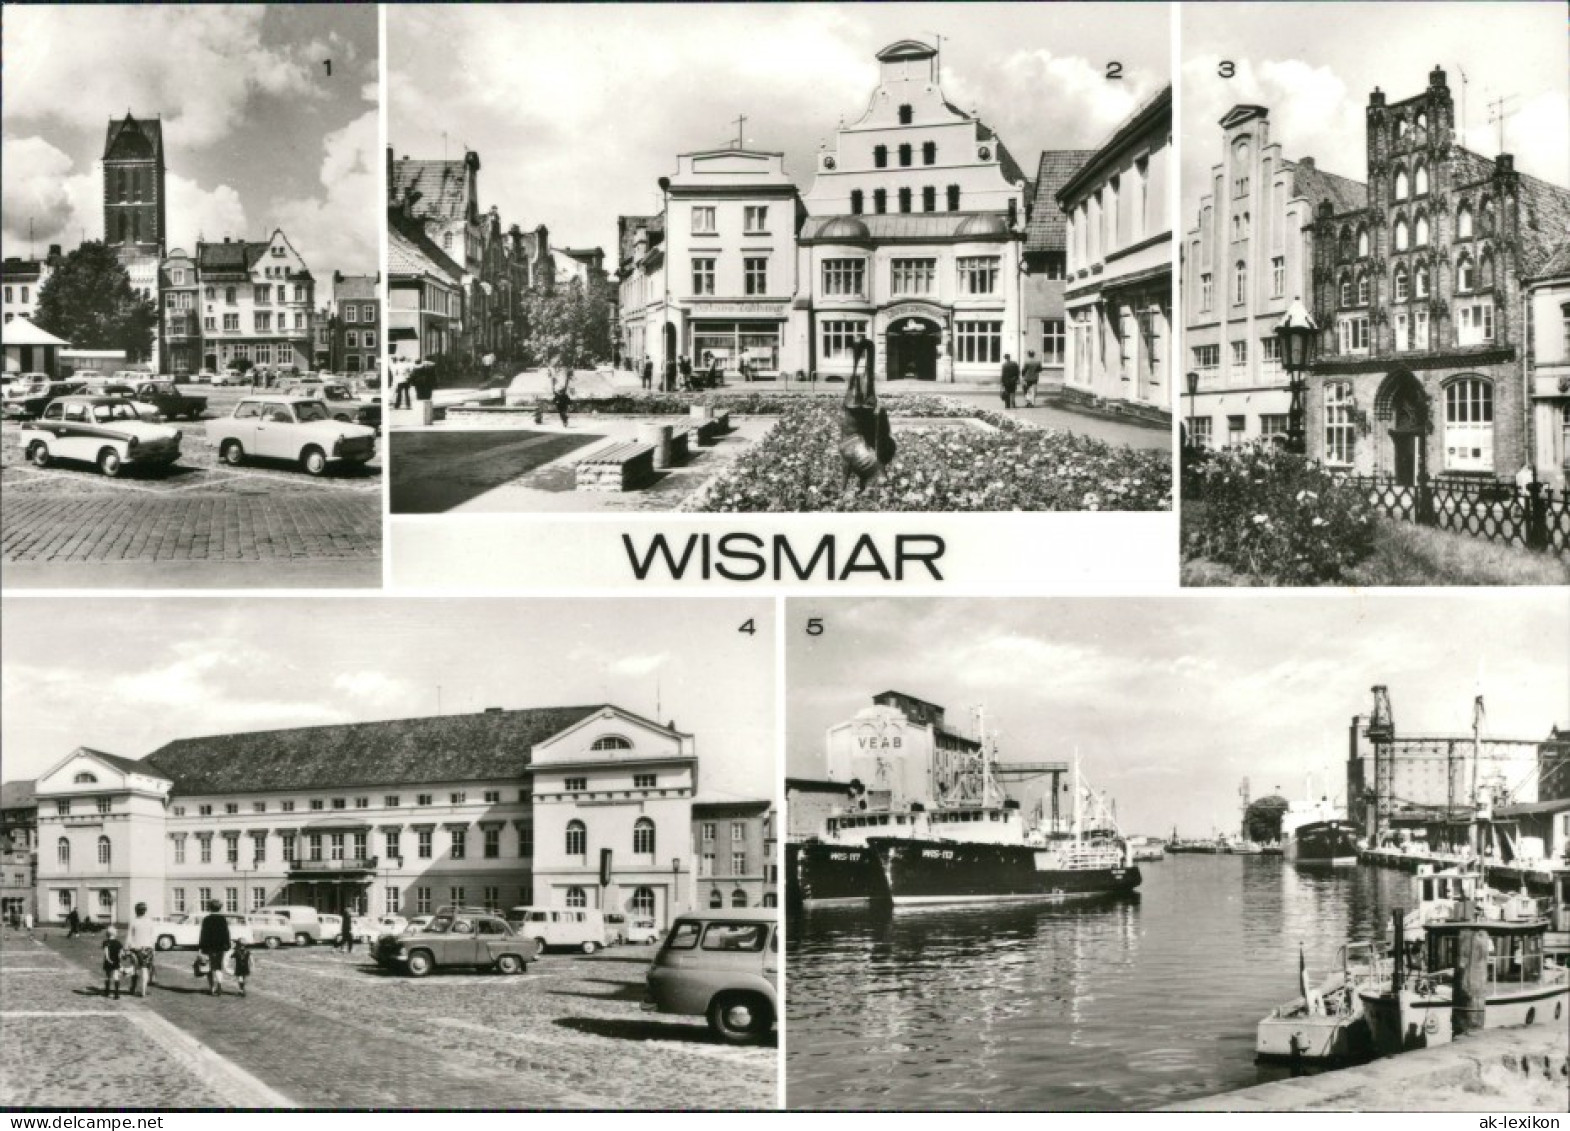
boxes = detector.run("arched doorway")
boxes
[1376,370,1428,486]
[886,317,941,381]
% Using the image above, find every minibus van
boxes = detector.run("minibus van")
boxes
[506,906,607,953]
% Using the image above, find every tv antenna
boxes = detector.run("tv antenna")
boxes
[1454,65,1467,148]
[731,114,747,149]
[1486,93,1519,155]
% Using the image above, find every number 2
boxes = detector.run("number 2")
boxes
[1105,62,1123,81]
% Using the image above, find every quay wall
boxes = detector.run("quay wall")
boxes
[1163,1025,1567,1112]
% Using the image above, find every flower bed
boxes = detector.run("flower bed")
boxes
[686,399,1171,512]
[1183,445,1375,583]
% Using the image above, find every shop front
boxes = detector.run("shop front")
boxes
[684,301,791,378]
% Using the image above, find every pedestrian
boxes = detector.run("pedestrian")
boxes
[198,899,231,996]
[101,927,125,1000]
[641,358,653,391]
[126,902,156,997]
[339,910,355,955]
[232,939,252,997]
[22,910,33,936]
[66,907,80,939]
[1020,350,1042,407]
[392,356,414,409]
[550,368,574,427]
[709,355,723,388]
[677,355,691,391]
[1000,353,1020,410]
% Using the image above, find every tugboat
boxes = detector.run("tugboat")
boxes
[1358,903,1569,1054]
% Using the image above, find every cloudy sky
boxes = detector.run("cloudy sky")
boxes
[2,5,378,299]
[2,597,775,802]
[389,3,1170,251]
[1181,1,1570,228]
[787,595,1569,837]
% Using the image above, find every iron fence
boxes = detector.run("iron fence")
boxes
[1341,473,1569,555]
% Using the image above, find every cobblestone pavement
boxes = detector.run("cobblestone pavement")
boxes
[7,930,775,1109]
[0,933,226,1108]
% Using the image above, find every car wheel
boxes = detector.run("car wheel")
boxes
[221,440,246,467]
[581,940,599,955]
[496,953,524,975]
[27,442,50,469]
[295,933,311,947]
[708,993,773,1044]
[156,935,174,952]
[405,950,434,978]
[97,448,123,477]
[264,936,280,950]
[301,447,328,476]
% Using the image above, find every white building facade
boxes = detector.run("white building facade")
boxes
[795,39,1028,383]
[1527,245,1570,488]
[1060,86,1173,409]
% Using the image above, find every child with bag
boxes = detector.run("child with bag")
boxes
[100,927,125,1000]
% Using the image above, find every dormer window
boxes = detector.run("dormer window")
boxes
[591,735,632,750]
[897,104,913,125]
[73,772,98,784]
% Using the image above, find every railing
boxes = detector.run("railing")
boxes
[1341,473,1570,555]
[287,856,380,874]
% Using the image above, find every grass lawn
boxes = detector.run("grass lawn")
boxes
[389,430,602,513]
[1182,510,1569,586]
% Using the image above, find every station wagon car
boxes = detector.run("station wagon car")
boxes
[243,913,295,948]
[644,909,777,1043]
[149,914,204,951]
[205,395,376,475]
[19,396,183,476]
[385,910,541,977]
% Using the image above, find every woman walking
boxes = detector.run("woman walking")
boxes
[197,900,230,996]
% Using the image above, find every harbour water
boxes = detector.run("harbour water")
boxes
[786,854,1415,1110]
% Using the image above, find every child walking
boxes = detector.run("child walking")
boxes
[232,939,253,997]
[101,927,125,1000]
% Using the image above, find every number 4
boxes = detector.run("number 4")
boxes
[738,619,756,636]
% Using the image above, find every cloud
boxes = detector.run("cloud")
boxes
[332,672,408,706]
[3,6,322,148]
[0,137,83,247]
[167,175,249,251]
[270,107,379,282]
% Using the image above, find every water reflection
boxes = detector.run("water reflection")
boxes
[788,857,1413,1111]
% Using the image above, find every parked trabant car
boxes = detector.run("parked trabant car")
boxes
[9,379,87,419]
[319,913,343,942]
[133,380,207,421]
[380,908,542,977]
[317,379,381,429]
[243,912,295,948]
[626,917,661,945]
[644,908,777,1044]
[222,914,255,945]
[19,396,183,476]
[205,395,376,475]
[149,914,204,951]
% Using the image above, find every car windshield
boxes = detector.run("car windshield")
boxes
[321,387,351,400]
[91,403,140,423]
[700,923,769,952]
[424,915,454,934]
[294,401,330,423]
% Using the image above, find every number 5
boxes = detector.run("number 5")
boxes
[806,618,824,637]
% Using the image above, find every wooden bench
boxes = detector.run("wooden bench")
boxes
[696,411,732,446]
[575,441,656,492]
[670,425,698,464]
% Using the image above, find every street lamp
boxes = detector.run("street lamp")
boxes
[1275,297,1318,455]
[670,856,681,927]
[1185,370,1200,450]
[658,176,672,392]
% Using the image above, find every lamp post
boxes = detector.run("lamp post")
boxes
[1275,297,1318,455]
[1185,370,1200,450]
[669,857,682,928]
[658,176,672,391]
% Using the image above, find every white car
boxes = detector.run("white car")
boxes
[626,917,661,945]
[19,396,183,476]
[222,913,255,945]
[319,913,344,941]
[205,395,376,475]
[149,914,204,951]
[359,914,407,943]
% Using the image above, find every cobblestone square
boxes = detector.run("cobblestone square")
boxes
[1,929,775,1110]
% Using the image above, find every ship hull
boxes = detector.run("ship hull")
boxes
[872,837,1141,905]
[789,840,889,906]
[1359,980,1568,1055]
[1287,820,1361,867]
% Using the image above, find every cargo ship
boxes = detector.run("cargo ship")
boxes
[1282,793,1360,866]
[789,692,1140,907]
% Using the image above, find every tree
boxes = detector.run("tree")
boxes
[518,277,612,371]
[32,242,158,361]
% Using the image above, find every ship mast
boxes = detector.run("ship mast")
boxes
[1072,747,1082,841]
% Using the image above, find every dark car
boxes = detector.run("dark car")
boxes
[134,380,207,422]
[382,909,540,977]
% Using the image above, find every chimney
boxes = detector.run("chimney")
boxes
[1298,156,1315,170]
[1495,154,1515,174]
[1369,87,1385,108]
[1429,65,1447,90]
[484,707,504,714]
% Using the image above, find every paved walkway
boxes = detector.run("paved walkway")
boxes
[3,494,381,569]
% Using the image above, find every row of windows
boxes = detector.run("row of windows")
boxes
[1336,299,1494,356]
[2,285,33,304]
[849,185,991,218]
[1194,256,1288,312]
[168,823,537,865]
[1339,253,1498,310]
[340,303,377,323]
[202,312,310,334]
[171,789,521,817]
[564,818,658,856]
[54,797,113,816]
[689,205,770,236]
[343,330,379,348]
[872,140,940,169]
[818,257,1006,300]
[202,285,310,305]
[817,317,1007,364]
[688,257,770,296]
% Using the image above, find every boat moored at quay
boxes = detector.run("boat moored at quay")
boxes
[789,692,1140,907]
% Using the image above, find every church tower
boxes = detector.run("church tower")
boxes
[102,113,166,254]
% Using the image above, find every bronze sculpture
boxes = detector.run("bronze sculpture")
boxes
[838,336,896,494]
